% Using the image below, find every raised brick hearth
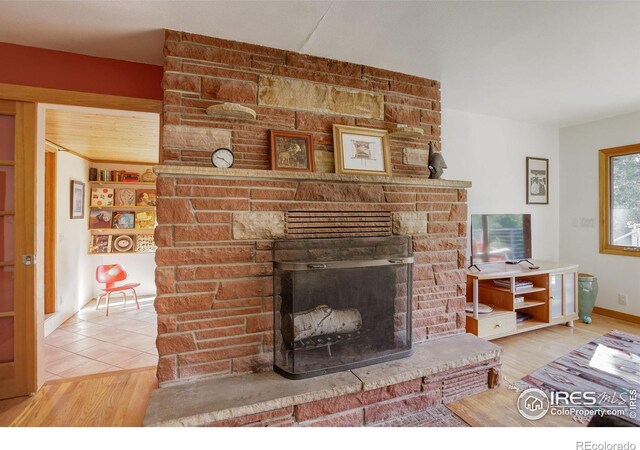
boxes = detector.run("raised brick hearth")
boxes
[144,333,501,427]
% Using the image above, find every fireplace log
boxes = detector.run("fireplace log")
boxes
[284,305,362,342]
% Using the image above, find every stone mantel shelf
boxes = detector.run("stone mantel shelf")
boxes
[154,165,472,189]
[144,333,500,427]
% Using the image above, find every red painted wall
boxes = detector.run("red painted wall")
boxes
[0,42,163,100]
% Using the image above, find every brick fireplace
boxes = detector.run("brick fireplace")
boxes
[146,30,501,427]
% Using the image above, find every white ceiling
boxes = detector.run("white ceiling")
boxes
[1,1,640,127]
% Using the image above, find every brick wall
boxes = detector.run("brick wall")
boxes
[155,172,468,384]
[162,30,441,175]
[156,30,466,386]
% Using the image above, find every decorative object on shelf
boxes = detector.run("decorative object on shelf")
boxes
[428,141,447,179]
[135,234,157,253]
[112,235,134,253]
[112,211,135,229]
[464,302,494,314]
[135,210,156,229]
[89,209,113,229]
[141,168,157,183]
[269,130,315,172]
[97,169,132,182]
[389,124,425,138]
[90,235,112,254]
[332,125,391,176]
[211,147,235,169]
[86,176,157,255]
[70,180,85,219]
[114,188,136,207]
[136,189,157,206]
[91,187,114,207]
[206,102,257,120]
[526,157,549,204]
[122,171,140,182]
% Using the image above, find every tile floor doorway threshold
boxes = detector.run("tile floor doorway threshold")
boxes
[44,296,158,380]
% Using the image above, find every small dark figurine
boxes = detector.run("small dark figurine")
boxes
[428,141,447,179]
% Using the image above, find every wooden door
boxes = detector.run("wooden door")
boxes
[44,150,56,315]
[0,99,36,399]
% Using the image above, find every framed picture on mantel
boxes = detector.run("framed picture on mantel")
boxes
[526,157,549,205]
[333,125,391,177]
[269,130,315,173]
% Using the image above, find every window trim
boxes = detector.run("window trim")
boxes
[599,142,640,257]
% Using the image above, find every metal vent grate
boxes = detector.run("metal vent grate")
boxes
[285,211,392,239]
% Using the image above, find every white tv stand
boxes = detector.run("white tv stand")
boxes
[466,261,579,339]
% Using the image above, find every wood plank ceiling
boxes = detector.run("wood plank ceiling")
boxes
[45,109,160,164]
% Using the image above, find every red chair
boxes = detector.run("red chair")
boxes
[95,264,140,316]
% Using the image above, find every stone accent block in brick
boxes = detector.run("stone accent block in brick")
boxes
[163,124,231,150]
[393,212,428,235]
[258,75,384,119]
[403,147,429,166]
[232,211,285,239]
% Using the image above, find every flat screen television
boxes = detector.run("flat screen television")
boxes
[470,214,532,264]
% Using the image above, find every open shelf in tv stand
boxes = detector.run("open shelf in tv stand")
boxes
[466,261,579,340]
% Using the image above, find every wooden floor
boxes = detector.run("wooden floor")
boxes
[0,313,636,427]
[0,366,157,426]
[448,313,640,426]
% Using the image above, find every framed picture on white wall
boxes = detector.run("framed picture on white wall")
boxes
[526,157,549,205]
[70,180,85,219]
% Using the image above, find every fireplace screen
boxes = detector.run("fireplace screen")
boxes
[273,236,413,379]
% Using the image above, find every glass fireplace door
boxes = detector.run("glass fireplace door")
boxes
[273,236,413,379]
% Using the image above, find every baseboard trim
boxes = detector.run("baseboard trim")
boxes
[593,307,640,324]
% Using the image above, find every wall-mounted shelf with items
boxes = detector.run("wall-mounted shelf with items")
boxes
[87,180,157,255]
[465,261,579,339]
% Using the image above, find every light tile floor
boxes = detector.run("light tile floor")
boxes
[44,296,158,381]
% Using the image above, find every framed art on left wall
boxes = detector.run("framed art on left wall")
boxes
[70,180,85,219]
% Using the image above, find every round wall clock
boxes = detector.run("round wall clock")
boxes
[211,148,234,168]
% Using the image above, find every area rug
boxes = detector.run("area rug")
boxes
[370,404,468,427]
[517,329,640,425]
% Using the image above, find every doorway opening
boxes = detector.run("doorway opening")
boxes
[42,104,160,381]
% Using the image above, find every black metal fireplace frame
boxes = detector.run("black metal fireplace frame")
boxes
[272,236,414,380]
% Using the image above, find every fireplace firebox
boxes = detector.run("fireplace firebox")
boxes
[273,236,413,379]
